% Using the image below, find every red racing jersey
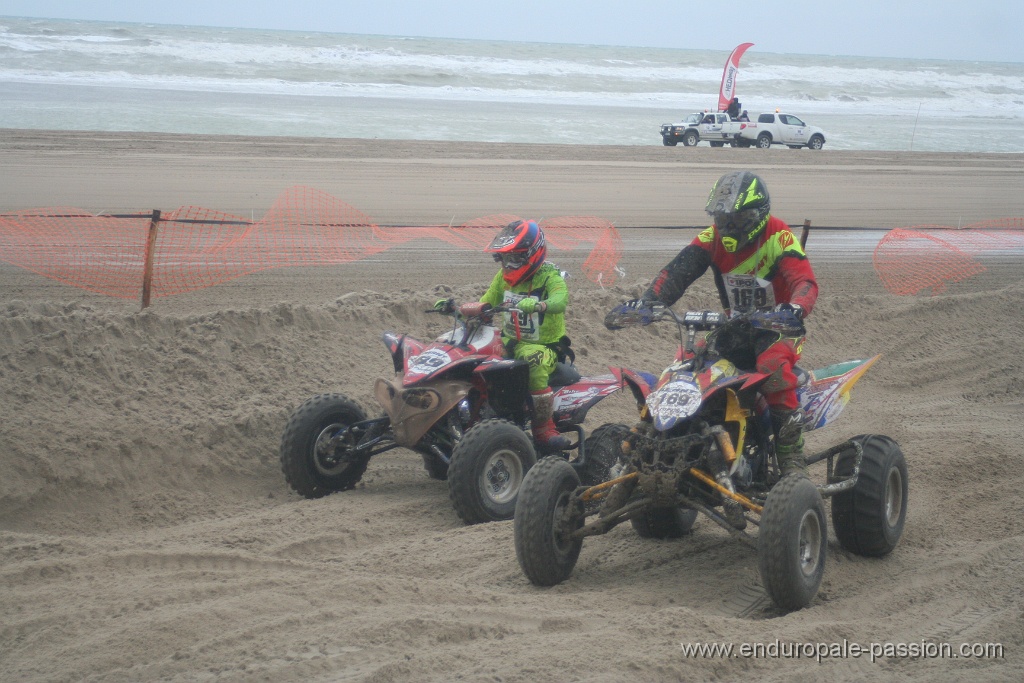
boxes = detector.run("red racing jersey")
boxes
[644,215,818,316]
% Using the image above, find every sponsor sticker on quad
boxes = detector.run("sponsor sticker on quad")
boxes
[554,387,601,411]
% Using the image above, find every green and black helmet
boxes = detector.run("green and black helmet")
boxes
[705,171,771,253]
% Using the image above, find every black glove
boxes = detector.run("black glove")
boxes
[431,298,456,314]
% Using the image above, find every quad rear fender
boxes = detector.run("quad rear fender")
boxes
[552,373,625,426]
[799,355,882,431]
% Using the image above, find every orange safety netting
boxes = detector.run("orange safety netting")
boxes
[0,186,624,302]
[873,218,1024,295]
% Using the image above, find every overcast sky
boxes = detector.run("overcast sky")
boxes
[2,0,1021,63]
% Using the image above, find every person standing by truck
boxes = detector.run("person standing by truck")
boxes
[726,96,742,119]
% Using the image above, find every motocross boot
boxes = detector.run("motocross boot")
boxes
[708,435,747,530]
[530,389,570,454]
[771,407,808,478]
[720,492,748,530]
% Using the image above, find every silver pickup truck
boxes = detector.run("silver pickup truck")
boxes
[660,111,827,150]
[660,112,744,147]
[734,112,827,149]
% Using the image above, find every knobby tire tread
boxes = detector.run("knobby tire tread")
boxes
[448,419,535,524]
[279,393,368,499]
[831,434,907,556]
[514,456,583,586]
[758,474,826,610]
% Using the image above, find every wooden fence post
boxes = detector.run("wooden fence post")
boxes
[141,209,161,310]
[799,219,811,249]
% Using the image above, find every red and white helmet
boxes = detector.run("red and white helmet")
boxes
[485,219,547,285]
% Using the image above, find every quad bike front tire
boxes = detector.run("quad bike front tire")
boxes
[514,456,584,586]
[831,434,908,556]
[448,419,537,524]
[280,393,370,498]
[758,474,827,610]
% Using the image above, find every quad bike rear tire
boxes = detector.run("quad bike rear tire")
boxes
[758,474,827,610]
[420,452,449,481]
[448,419,537,524]
[631,507,698,539]
[831,434,908,556]
[279,393,370,498]
[514,456,584,586]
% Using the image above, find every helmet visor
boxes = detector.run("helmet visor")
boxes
[713,208,761,239]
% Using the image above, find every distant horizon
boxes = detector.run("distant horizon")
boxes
[4,14,1021,66]
[1,0,1021,64]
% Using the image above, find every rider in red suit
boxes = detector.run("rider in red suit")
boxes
[641,171,818,477]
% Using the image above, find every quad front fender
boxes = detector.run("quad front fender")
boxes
[739,372,772,394]
[374,376,471,447]
[611,367,658,407]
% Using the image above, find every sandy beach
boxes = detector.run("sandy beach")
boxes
[1,129,1022,682]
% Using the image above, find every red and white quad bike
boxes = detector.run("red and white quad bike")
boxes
[280,301,655,524]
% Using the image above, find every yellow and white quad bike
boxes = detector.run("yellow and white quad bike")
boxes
[514,304,908,611]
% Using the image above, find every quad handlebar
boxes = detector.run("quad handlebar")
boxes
[425,299,517,348]
[604,300,804,359]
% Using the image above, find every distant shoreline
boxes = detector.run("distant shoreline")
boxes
[3,127,1023,163]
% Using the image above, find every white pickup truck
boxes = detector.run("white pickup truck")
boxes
[735,112,827,149]
[660,112,743,147]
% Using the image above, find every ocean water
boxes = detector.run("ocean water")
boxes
[2,16,1023,152]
